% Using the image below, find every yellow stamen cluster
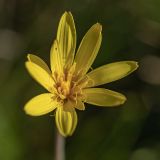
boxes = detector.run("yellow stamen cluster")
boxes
[53,64,89,105]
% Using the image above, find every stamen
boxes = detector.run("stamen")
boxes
[53,63,90,107]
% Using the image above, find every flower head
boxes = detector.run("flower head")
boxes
[24,12,138,137]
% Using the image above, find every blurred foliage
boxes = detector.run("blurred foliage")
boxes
[1,0,160,160]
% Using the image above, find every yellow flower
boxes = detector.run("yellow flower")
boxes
[24,12,138,137]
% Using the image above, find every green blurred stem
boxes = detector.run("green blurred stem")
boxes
[55,130,65,160]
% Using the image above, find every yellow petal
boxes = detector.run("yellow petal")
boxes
[75,23,102,75]
[86,61,139,87]
[55,107,77,137]
[25,61,55,92]
[24,93,58,116]
[83,88,126,107]
[57,12,76,67]
[27,54,51,74]
[50,40,63,73]
[75,100,85,110]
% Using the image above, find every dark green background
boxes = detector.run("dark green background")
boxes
[1,0,160,159]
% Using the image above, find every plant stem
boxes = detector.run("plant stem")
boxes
[55,130,65,160]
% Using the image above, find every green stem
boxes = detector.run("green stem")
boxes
[55,130,65,160]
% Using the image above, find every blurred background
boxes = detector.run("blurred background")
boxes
[1,0,160,159]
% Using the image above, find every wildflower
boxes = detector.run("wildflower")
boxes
[24,12,138,137]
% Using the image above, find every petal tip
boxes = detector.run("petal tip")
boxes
[24,106,28,114]
[94,23,102,32]
[64,11,68,15]
[25,61,29,68]
[135,61,139,69]
[63,11,72,18]
[129,61,139,71]
[121,96,127,104]
[24,105,34,116]
[68,11,73,16]
[27,54,31,61]
[113,96,127,107]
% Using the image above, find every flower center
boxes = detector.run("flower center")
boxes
[53,63,89,103]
